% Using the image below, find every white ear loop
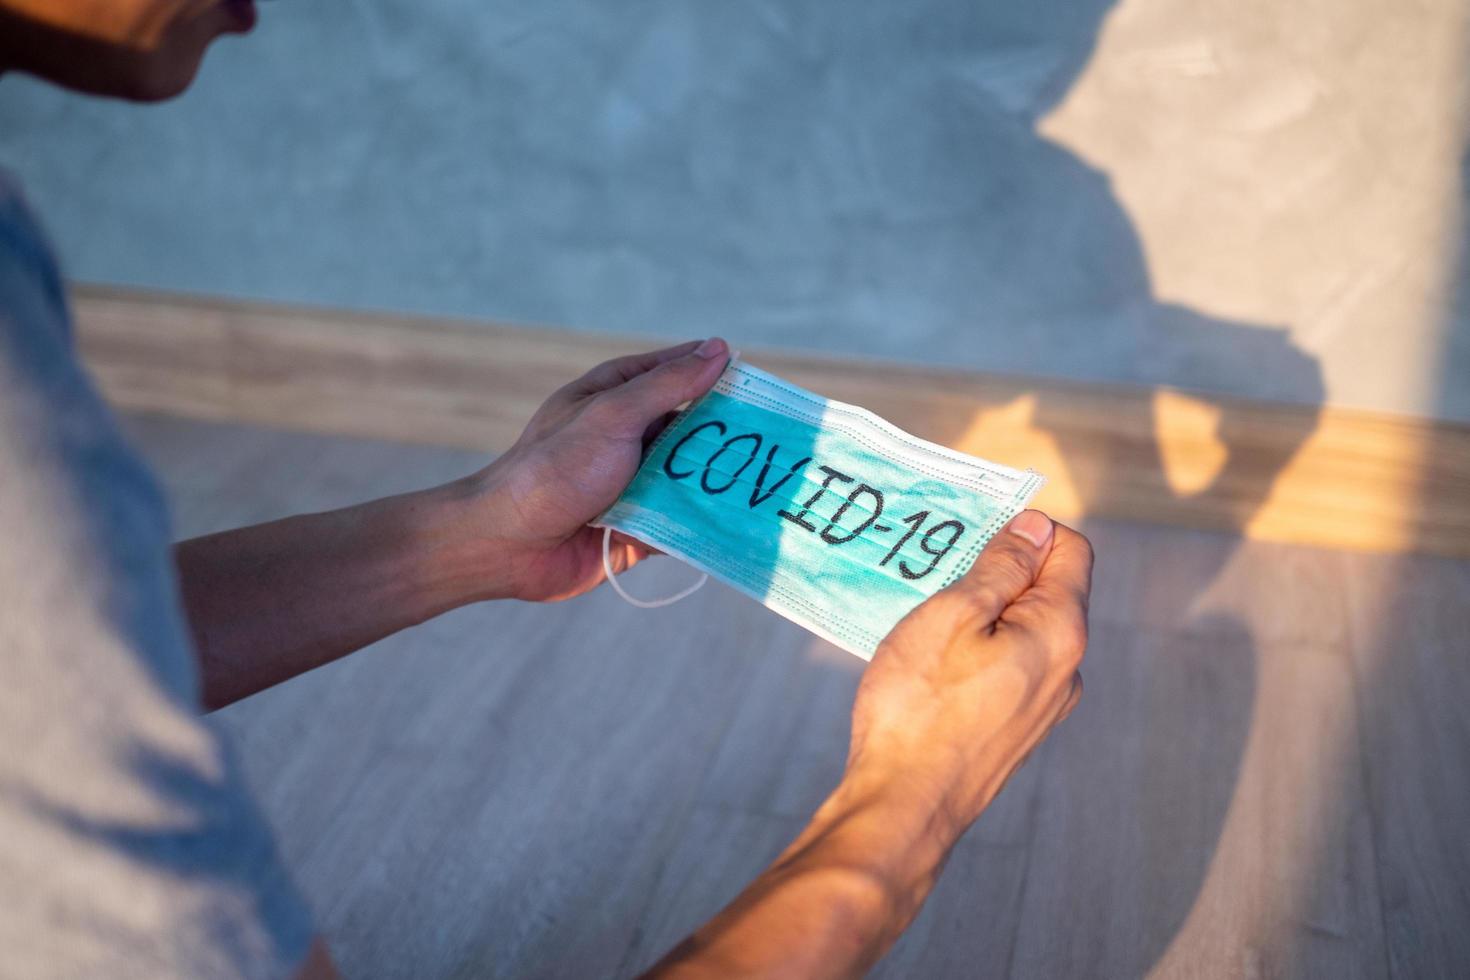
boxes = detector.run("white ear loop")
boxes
[602,526,707,608]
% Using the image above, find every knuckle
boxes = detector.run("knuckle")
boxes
[649,355,691,379]
[960,584,1008,625]
[1062,676,1084,716]
[1060,523,1096,567]
[583,358,617,384]
[927,581,1001,630]
[577,359,623,391]
[978,544,1036,592]
[1020,600,1087,665]
[640,360,694,400]
[582,392,630,427]
[1057,612,1089,664]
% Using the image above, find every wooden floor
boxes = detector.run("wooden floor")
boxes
[124,411,1470,980]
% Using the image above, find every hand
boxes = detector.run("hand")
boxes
[463,337,729,602]
[843,510,1093,841]
[636,513,1090,979]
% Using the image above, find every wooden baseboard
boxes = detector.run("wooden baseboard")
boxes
[70,284,1470,558]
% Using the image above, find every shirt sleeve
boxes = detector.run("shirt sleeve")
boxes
[0,175,316,979]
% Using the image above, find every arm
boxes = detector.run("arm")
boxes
[175,479,507,710]
[643,778,955,980]
[643,512,1093,979]
[177,337,730,710]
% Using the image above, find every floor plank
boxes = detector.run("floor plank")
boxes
[1338,550,1470,979]
[1010,625,1386,978]
[618,807,809,976]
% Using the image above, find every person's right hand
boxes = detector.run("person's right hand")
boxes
[640,512,1090,980]
[844,510,1093,839]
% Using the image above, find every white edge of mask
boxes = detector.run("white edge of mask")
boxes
[716,357,1048,503]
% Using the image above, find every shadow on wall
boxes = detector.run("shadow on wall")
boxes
[599,0,1320,401]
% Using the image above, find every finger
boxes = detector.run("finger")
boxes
[611,530,663,560]
[588,338,729,441]
[1002,523,1094,647]
[999,525,1093,672]
[603,534,646,575]
[561,340,706,402]
[938,510,1056,629]
[1058,671,1083,721]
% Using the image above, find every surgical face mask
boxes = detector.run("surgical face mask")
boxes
[596,358,1045,660]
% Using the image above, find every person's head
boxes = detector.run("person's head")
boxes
[0,0,256,101]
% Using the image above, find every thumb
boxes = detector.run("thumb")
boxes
[948,510,1056,627]
[589,338,729,440]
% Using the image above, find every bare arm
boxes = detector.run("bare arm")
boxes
[644,779,955,979]
[643,513,1093,979]
[176,480,504,709]
[176,337,730,710]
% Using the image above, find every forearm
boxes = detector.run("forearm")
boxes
[644,773,960,980]
[175,477,506,710]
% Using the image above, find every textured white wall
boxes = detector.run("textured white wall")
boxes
[1040,0,1470,422]
[1,0,1465,420]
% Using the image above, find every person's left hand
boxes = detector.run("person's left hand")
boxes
[459,337,728,602]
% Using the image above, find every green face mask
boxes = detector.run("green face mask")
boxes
[597,359,1045,659]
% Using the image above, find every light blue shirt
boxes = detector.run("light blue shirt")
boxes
[0,170,314,978]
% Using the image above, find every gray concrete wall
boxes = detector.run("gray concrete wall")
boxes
[2,0,1466,421]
